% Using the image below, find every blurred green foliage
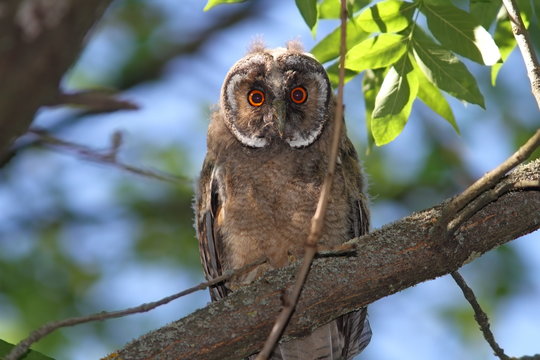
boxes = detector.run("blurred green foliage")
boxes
[0,339,54,360]
[0,0,538,359]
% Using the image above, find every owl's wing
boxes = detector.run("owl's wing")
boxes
[196,157,229,302]
[341,136,370,238]
[337,191,372,359]
[337,307,371,359]
[339,136,372,359]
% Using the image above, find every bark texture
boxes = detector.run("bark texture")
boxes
[0,0,112,156]
[110,159,540,360]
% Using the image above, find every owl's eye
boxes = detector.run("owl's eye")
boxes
[248,89,265,107]
[290,86,308,104]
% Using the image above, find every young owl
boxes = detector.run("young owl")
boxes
[195,41,371,359]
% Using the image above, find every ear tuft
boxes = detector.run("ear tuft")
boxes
[286,39,304,53]
[248,36,266,54]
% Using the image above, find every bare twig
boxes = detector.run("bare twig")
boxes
[502,0,540,110]
[1,112,129,168]
[47,90,140,112]
[450,272,510,360]
[108,131,124,161]
[5,258,266,360]
[255,1,349,358]
[437,128,540,235]
[28,128,189,184]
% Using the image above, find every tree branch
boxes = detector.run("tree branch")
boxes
[47,90,139,112]
[106,159,540,360]
[451,272,510,360]
[0,0,113,157]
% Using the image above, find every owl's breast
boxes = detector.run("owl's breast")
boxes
[219,152,350,273]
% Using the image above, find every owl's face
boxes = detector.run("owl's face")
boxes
[220,44,331,148]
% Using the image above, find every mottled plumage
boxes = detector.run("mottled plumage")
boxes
[195,41,371,359]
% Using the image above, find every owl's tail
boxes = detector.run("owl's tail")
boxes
[250,308,371,360]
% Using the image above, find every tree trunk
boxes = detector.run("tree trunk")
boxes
[0,0,112,156]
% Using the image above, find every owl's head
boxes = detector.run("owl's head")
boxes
[220,41,331,149]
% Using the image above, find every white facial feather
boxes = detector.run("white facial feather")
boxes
[286,121,325,148]
[224,64,268,148]
[285,72,328,148]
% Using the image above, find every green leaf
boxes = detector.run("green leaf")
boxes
[295,0,318,33]
[421,2,501,65]
[0,339,55,360]
[373,55,415,117]
[346,34,408,72]
[412,32,485,107]
[357,0,416,33]
[318,0,370,18]
[470,0,502,29]
[412,56,459,132]
[311,16,370,63]
[363,69,385,148]
[491,17,515,85]
[203,0,247,11]
[372,56,418,145]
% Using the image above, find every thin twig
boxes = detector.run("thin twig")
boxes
[502,0,540,110]
[1,111,131,168]
[450,272,510,360]
[5,258,266,360]
[28,128,189,185]
[437,128,540,234]
[255,1,349,358]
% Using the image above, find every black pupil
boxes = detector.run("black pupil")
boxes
[293,89,304,101]
[251,92,263,104]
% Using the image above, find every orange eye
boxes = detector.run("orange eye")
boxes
[290,86,308,104]
[248,89,265,107]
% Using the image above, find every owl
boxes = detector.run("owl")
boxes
[195,40,371,359]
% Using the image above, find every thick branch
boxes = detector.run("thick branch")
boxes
[109,159,540,360]
[0,0,113,156]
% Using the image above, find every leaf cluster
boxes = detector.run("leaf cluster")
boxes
[205,0,532,145]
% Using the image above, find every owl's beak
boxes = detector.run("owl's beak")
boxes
[273,100,286,137]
